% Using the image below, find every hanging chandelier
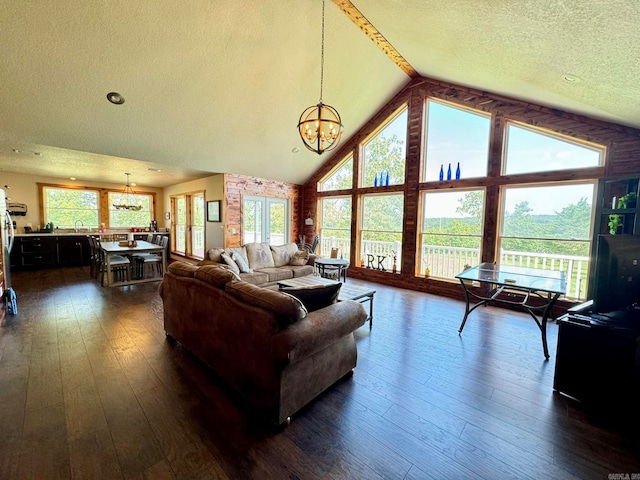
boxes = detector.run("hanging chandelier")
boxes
[297,0,343,155]
[113,173,143,211]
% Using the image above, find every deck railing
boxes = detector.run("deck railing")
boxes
[318,236,590,299]
[421,246,589,299]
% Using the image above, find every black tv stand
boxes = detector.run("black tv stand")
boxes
[553,306,640,417]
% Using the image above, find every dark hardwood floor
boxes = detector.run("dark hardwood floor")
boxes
[1,267,638,479]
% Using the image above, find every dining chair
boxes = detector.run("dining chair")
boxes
[87,235,99,278]
[131,236,168,277]
[95,236,131,285]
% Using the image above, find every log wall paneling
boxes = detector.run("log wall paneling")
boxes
[399,87,424,277]
[301,74,640,306]
[223,173,301,248]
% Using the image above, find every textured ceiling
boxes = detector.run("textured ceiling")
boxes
[0,0,638,187]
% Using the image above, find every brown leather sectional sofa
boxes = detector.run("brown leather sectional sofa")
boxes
[158,262,367,425]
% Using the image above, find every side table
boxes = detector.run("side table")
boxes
[314,258,350,282]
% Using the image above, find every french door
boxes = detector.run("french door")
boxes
[243,196,289,246]
[171,191,205,258]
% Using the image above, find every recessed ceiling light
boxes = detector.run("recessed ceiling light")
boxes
[562,74,581,83]
[107,92,125,105]
[34,152,41,156]
[147,168,162,172]
[12,149,20,153]
[69,177,76,181]
[292,146,301,154]
[131,182,137,187]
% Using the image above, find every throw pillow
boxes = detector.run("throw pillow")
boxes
[206,247,226,263]
[280,283,341,312]
[221,253,241,274]
[289,250,309,266]
[270,243,299,267]
[232,251,253,273]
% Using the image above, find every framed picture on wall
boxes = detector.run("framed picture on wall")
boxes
[207,200,221,222]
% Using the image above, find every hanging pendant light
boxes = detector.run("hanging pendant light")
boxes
[113,173,143,211]
[297,0,343,155]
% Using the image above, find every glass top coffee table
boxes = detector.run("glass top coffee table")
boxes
[277,276,375,329]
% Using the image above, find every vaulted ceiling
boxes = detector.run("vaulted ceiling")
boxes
[1,0,638,187]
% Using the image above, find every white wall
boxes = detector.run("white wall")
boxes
[0,171,164,231]
[162,174,224,250]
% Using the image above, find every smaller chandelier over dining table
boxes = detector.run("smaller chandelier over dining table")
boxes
[297,0,343,155]
[113,173,143,211]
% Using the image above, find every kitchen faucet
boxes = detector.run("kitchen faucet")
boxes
[74,220,84,232]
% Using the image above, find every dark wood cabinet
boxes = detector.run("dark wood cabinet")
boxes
[554,314,640,414]
[12,236,57,268]
[11,235,90,269]
[57,236,90,265]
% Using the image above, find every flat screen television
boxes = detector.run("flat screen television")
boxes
[592,234,640,313]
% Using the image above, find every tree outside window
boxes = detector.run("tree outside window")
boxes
[499,183,595,299]
[319,156,353,192]
[108,192,153,228]
[362,108,407,187]
[43,187,100,229]
[320,197,352,259]
[420,189,485,279]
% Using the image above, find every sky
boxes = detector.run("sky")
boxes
[380,99,602,218]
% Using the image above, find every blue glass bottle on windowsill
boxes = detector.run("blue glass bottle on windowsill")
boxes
[455,162,461,180]
[374,173,379,187]
[439,164,444,181]
[384,170,389,186]
[447,163,452,181]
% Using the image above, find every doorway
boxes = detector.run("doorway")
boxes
[243,196,289,246]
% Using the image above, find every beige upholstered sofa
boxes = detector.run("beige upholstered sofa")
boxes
[159,262,367,425]
[201,242,316,287]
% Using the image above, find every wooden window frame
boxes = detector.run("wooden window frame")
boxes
[170,190,205,260]
[38,182,156,228]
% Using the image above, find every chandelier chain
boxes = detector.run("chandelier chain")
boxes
[319,0,325,103]
[297,0,343,155]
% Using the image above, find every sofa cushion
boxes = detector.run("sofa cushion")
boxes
[168,262,199,277]
[245,242,275,269]
[232,252,253,273]
[254,267,294,282]
[279,265,316,278]
[270,243,299,267]
[280,283,342,312]
[289,250,309,266]
[225,281,307,326]
[239,271,270,285]
[195,265,241,287]
[206,247,226,263]
[221,253,241,274]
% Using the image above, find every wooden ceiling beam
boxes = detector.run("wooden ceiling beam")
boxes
[332,0,419,79]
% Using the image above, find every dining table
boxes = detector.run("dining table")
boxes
[100,240,167,287]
